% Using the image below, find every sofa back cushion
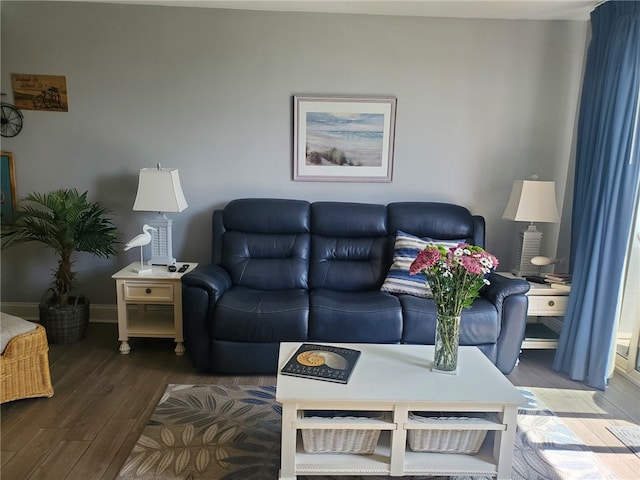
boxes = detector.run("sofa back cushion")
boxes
[309,202,391,291]
[220,199,310,290]
[387,202,484,247]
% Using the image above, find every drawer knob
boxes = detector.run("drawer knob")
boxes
[146,288,152,294]
[548,300,555,307]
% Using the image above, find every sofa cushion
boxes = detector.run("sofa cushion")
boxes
[222,231,310,290]
[211,286,309,342]
[381,231,431,297]
[220,198,311,290]
[387,202,480,244]
[311,236,389,291]
[310,202,390,291]
[309,289,402,343]
[400,295,499,345]
[0,312,37,353]
[381,231,463,298]
[223,198,310,234]
[311,202,387,237]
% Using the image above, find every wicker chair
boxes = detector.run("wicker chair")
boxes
[0,315,54,403]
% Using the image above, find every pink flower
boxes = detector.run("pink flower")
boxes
[409,247,442,275]
[461,255,484,274]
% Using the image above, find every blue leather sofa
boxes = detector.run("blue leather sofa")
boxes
[182,199,530,375]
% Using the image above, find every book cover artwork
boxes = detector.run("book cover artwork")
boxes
[281,344,361,384]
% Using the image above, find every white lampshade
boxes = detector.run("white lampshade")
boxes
[502,180,560,223]
[133,167,188,213]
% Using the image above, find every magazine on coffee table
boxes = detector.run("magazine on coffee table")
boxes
[280,343,361,384]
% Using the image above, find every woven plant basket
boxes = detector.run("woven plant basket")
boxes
[39,290,90,344]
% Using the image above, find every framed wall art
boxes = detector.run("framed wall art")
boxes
[1,151,17,226]
[293,95,397,182]
[11,73,69,112]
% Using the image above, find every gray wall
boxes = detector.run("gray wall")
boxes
[0,1,588,305]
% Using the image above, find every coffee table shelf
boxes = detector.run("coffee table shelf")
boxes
[293,431,500,477]
[276,343,524,480]
[295,431,391,475]
[403,437,498,476]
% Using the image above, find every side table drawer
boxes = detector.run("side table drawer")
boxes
[123,283,174,302]
[528,295,568,316]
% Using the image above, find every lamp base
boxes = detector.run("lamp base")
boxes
[511,224,543,277]
[148,213,176,266]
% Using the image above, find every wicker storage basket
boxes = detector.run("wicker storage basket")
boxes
[301,426,381,454]
[301,412,383,454]
[407,413,488,454]
[0,324,54,403]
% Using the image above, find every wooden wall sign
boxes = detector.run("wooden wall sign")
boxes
[11,74,68,112]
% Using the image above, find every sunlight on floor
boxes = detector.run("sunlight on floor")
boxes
[521,386,639,480]
[528,387,609,414]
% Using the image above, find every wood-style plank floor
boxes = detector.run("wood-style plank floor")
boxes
[1,323,639,479]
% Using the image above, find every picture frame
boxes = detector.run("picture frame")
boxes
[11,73,69,112]
[1,151,17,226]
[293,95,397,182]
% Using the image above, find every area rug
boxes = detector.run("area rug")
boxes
[116,385,615,480]
[606,425,640,457]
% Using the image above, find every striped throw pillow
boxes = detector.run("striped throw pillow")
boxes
[381,231,462,298]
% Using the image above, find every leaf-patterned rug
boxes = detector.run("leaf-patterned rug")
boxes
[116,385,615,480]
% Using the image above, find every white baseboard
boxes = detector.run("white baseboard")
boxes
[0,302,118,323]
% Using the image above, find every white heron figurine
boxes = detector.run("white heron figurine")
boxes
[124,224,156,274]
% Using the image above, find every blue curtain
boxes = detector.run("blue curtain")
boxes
[553,1,640,390]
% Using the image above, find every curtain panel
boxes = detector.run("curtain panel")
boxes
[553,1,640,390]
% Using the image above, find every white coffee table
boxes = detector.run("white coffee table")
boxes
[276,343,524,479]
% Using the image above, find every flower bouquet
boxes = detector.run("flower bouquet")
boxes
[409,244,499,373]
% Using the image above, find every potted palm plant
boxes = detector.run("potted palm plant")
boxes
[1,188,119,343]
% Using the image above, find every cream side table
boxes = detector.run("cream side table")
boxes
[112,262,197,355]
[498,273,570,349]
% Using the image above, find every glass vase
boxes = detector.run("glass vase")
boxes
[433,314,461,374]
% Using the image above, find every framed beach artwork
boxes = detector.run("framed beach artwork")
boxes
[293,95,397,182]
[1,152,17,226]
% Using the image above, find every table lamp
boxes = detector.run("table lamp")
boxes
[502,175,560,276]
[132,164,188,266]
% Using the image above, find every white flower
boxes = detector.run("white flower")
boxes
[480,258,492,267]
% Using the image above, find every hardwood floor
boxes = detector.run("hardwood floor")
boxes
[1,323,639,479]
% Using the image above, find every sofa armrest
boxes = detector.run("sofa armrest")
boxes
[482,273,530,374]
[181,264,232,371]
[182,263,232,301]
[482,273,530,306]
